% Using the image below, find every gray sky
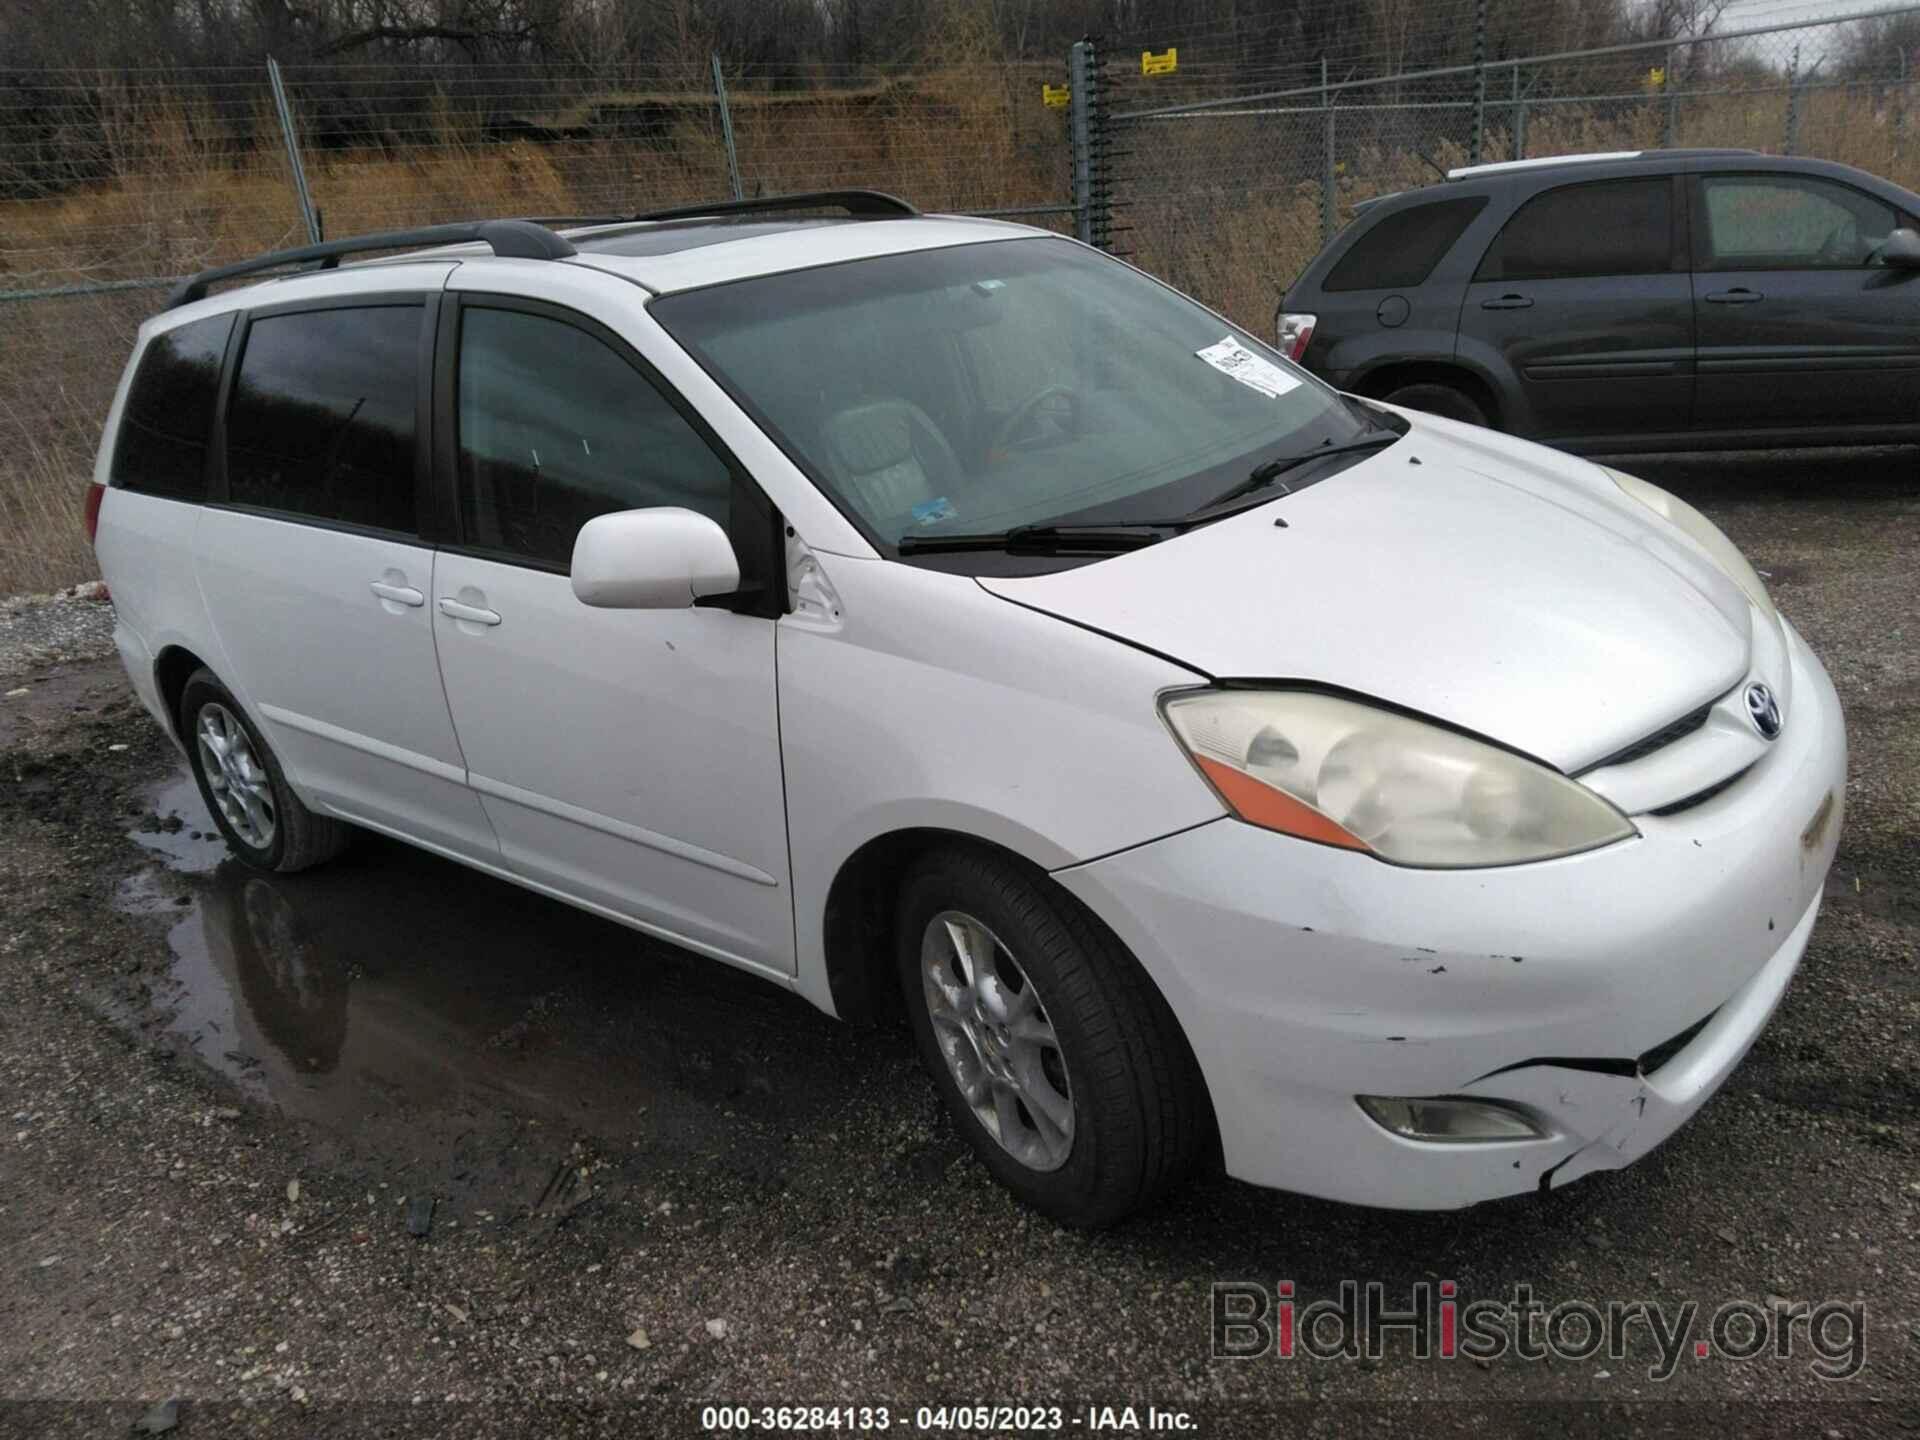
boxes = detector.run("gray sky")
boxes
[1720,0,1910,30]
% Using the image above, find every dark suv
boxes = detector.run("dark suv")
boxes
[1276,150,1920,451]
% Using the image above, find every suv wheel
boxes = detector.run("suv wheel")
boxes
[180,669,349,873]
[897,846,1203,1226]
[1381,381,1489,428]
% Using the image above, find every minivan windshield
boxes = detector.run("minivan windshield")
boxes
[651,237,1380,562]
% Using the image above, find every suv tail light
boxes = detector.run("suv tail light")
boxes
[1276,312,1317,364]
[83,481,107,547]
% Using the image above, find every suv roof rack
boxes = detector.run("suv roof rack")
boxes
[631,189,917,224]
[164,219,579,310]
[1445,148,1756,181]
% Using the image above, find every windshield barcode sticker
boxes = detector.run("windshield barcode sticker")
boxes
[1196,336,1301,399]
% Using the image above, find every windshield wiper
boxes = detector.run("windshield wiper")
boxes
[1192,430,1401,515]
[895,521,1176,556]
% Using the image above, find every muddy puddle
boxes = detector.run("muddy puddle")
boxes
[116,769,897,1208]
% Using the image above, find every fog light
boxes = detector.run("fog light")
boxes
[1357,1095,1545,1143]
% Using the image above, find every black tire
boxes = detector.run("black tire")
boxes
[179,668,349,873]
[896,846,1204,1227]
[1381,381,1490,428]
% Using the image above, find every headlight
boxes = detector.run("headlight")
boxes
[1606,468,1775,621]
[1162,690,1637,868]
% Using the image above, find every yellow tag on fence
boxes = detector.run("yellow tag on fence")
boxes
[1142,47,1177,76]
[1647,65,1666,89]
[1042,83,1071,108]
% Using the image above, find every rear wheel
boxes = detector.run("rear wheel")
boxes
[180,669,349,873]
[896,846,1203,1227]
[1381,381,1489,428]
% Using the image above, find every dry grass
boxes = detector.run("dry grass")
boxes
[1,72,1914,594]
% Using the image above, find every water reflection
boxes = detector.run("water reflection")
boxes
[120,770,875,1194]
[219,872,348,1074]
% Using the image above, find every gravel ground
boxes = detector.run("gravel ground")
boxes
[0,450,1915,1439]
[0,581,115,682]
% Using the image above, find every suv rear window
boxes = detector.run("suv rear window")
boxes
[1324,197,1487,291]
[225,304,420,533]
[111,313,233,500]
[1475,178,1672,282]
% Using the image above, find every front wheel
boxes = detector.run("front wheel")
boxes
[896,847,1204,1226]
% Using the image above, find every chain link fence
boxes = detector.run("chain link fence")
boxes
[0,57,1069,591]
[1097,3,1920,336]
[3,3,1915,591]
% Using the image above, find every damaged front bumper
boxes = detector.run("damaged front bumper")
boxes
[1056,621,1845,1210]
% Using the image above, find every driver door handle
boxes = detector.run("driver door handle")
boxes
[1706,288,1764,304]
[438,597,502,626]
[1481,293,1533,310]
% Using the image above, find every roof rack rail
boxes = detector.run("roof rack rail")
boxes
[1445,147,1758,180]
[164,219,578,310]
[515,215,629,228]
[631,189,918,224]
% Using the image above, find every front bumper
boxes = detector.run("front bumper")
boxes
[1057,621,1846,1209]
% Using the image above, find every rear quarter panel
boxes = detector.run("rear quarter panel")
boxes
[94,489,230,736]
[1291,184,1516,400]
[92,322,236,737]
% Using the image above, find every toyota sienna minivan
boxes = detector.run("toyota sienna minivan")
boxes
[91,192,1845,1225]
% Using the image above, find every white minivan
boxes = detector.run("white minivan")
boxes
[92,193,1845,1225]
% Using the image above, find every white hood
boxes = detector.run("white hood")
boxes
[979,415,1754,772]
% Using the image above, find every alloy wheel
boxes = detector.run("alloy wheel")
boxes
[195,701,277,850]
[920,909,1075,1172]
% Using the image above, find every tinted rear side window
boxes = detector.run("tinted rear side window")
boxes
[1324,197,1487,291]
[1474,178,1672,282]
[225,304,420,533]
[110,313,233,499]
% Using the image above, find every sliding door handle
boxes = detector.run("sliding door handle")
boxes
[438,597,502,627]
[369,580,424,607]
[1480,293,1534,310]
[1705,288,1763,304]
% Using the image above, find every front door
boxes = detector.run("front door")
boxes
[1457,174,1694,442]
[1690,170,1920,431]
[428,296,794,976]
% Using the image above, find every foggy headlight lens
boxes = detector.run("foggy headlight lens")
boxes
[1607,468,1776,621]
[1163,690,1636,868]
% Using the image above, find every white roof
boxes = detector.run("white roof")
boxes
[141,212,1050,334]
[564,213,1045,294]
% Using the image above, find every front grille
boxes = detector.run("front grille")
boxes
[1649,764,1752,817]
[1637,1011,1716,1075]
[1586,702,1714,772]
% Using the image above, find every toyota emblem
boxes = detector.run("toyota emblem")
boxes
[1745,682,1783,740]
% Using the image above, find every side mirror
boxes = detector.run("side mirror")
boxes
[1879,227,1920,268]
[570,507,740,609]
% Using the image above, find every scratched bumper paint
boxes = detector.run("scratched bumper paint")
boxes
[1058,621,1845,1210]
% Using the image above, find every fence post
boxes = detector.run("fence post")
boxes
[267,57,321,245]
[1469,0,1488,165]
[1784,45,1801,155]
[1068,38,1112,250]
[1663,45,1678,147]
[1321,58,1336,245]
[1511,62,1526,161]
[1896,48,1909,162]
[711,54,743,200]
